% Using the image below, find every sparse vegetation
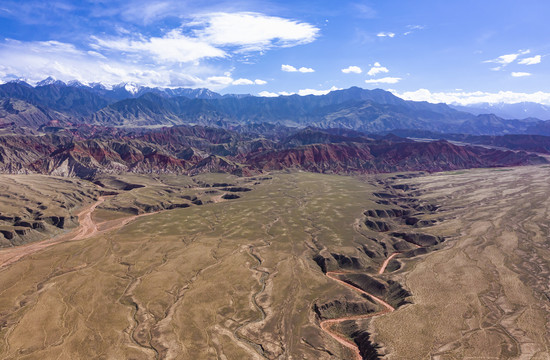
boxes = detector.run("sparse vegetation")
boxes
[0,168,549,359]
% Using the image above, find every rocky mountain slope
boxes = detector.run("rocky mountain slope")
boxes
[3,82,549,135]
[0,125,545,179]
[1,82,549,179]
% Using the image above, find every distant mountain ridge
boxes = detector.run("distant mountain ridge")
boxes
[0,125,545,179]
[11,77,238,101]
[2,79,550,136]
[452,102,550,121]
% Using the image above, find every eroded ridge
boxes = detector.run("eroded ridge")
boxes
[0,196,106,269]
[320,267,396,360]
[370,167,550,359]
[314,177,444,359]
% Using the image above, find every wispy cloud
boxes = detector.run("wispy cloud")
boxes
[484,49,531,70]
[404,25,425,36]
[352,3,376,19]
[0,11,319,89]
[0,38,257,90]
[392,88,550,105]
[341,65,362,74]
[281,64,315,73]
[365,76,401,84]
[367,62,389,76]
[191,12,319,52]
[518,55,541,65]
[91,30,227,63]
[511,72,531,77]
[118,1,184,25]
[91,12,319,62]
[377,32,395,38]
[0,0,78,26]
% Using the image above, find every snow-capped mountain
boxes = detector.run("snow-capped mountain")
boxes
[12,77,247,102]
[113,82,141,95]
[67,80,88,88]
[36,77,66,87]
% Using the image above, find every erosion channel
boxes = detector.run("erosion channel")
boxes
[0,168,548,359]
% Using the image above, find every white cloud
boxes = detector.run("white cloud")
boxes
[511,72,531,77]
[0,11,320,91]
[192,12,319,52]
[341,65,362,74]
[377,32,395,38]
[282,64,297,72]
[258,86,340,97]
[232,78,267,85]
[258,91,278,97]
[367,62,389,76]
[365,77,401,84]
[298,86,340,96]
[232,78,254,85]
[91,29,227,63]
[298,67,315,73]
[206,76,234,85]
[281,64,314,73]
[484,49,531,69]
[0,38,239,90]
[392,88,550,106]
[518,55,541,65]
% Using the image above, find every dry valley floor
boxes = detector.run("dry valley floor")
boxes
[0,167,549,359]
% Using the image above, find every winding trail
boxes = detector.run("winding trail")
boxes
[320,254,398,360]
[378,252,400,275]
[0,196,106,269]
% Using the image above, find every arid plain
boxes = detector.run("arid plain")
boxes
[0,166,549,359]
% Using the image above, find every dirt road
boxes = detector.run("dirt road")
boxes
[320,255,397,360]
[0,196,161,270]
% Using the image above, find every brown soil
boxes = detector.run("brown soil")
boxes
[0,196,162,269]
[320,257,397,360]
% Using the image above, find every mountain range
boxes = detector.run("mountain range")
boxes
[0,123,546,179]
[2,80,550,135]
[1,79,550,179]
[452,102,550,121]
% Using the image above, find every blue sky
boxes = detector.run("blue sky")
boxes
[1,0,550,104]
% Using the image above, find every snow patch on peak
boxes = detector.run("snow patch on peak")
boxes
[89,82,110,90]
[37,77,66,87]
[67,80,88,88]
[124,83,140,94]
[37,76,56,86]
[114,82,140,94]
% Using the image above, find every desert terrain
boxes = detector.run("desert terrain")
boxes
[0,166,548,359]
[372,166,550,359]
